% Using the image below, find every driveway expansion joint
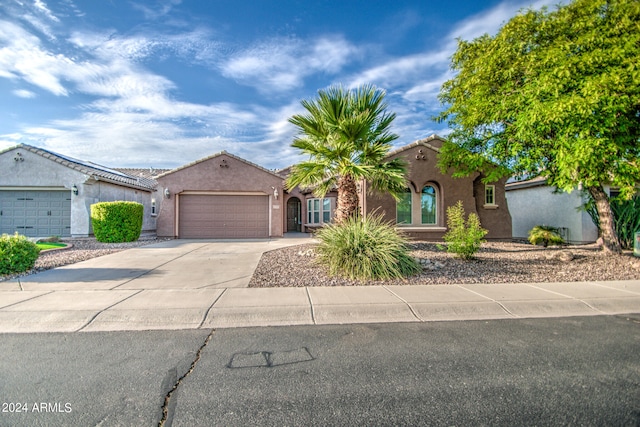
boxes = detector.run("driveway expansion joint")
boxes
[76,289,144,332]
[110,243,211,290]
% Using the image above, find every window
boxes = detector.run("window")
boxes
[307,198,333,225]
[485,185,496,206]
[421,186,437,224]
[396,188,412,224]
[151,198,157,216]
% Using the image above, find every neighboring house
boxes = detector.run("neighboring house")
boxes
[358,135,512,240]
[0,144,159,237]
[155,151,285,238]
[505,177,599,244]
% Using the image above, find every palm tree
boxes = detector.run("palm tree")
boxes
[285,84,407,223]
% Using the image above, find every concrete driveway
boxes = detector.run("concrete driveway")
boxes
[7,238,310,292]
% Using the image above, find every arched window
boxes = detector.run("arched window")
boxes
[396,188,412,224]
[421,185,437,224]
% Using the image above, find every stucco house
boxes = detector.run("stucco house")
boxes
[1,135,513,240]
[278,135,511,240]
[357,135,512,240]
[0,144,159,237]
[505,177,599,244]
[155,151,285,238]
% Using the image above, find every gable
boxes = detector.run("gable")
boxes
[155,152,283,192]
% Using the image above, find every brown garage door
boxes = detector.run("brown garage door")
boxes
[179,194,269,238]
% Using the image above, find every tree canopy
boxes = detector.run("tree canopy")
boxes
[286,84,407,223]
[437,0,640,253]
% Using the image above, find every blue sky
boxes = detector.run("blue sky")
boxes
[0,0,558,170]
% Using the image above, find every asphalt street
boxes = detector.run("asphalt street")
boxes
[1,315,639,426]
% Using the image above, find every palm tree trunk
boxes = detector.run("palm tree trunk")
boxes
[334,174,360,223]
[587,185,622,254]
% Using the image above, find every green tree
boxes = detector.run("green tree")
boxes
[437,0,640,254]
[285,84,408,223]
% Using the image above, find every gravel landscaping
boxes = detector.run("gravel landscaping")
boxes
[249,241,640,287]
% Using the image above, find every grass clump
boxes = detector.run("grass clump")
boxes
[0,233,40,275]
[315,213,421,280]
[528,225,565,247]
[442,201,488,259]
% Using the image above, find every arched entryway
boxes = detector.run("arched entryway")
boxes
[286,197,302,232]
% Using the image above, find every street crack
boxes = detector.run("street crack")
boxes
[158,329,215,427]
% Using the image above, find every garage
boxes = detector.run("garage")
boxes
[178,194,269,238]
[0,190,71,237]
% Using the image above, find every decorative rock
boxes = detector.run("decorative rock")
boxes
[545,251,574,262]
[416,258,444,271]
[297,249,315,257]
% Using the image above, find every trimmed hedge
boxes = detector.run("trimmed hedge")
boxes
[0,233,40,275]
[91,201,143,243]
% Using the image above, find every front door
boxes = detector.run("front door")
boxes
[287,197,301,232]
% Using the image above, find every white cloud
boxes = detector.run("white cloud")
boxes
[221,36,358,93]
[33,0,60,22]
[13,89,36,98]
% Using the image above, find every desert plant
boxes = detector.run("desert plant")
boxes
[583,195,640,250]
[528,225,565,247]
[90,201,143,243]
[0,233,41,275]
[442,201,488,259]
[314,213,421,280]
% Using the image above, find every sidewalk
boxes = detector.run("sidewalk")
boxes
[1,280,639,333]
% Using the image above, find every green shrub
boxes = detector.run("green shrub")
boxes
[91,201,143,243]
[528,225,565,247]
[314,213,421,280]
[0,233,41,275]
[442,201,488,259]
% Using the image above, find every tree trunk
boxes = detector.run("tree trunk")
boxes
[587,185,622,254]
[334,174,360,223]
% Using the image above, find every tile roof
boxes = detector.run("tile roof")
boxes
[3,144,158,191]
[154,150,284,179]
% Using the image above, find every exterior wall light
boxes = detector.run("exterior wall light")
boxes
[272,186,279,200]
[72,184,79,195]
[164,188,171,198]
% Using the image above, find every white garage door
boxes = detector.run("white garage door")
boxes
[179,194,269,238]
[0,190,72,237]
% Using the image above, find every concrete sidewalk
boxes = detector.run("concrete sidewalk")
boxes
[0,239,639,333]
[1,281,639,333]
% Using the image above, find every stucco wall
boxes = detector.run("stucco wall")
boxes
[78,180,158,236]
[155,153,285,237]
[363,141,512,240]
[0,147,156,237]
[506,185,598,243]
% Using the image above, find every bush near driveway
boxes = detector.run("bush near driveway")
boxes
[0,233,40,274]
[315,213,421,280]
[91,201,143,243]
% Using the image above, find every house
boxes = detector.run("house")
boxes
[505,177,599,244]
[280,135,511,240]
[0,144,159,237]
[155,151,285,238]
[357,135,512,240]
[1,135,512,240]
